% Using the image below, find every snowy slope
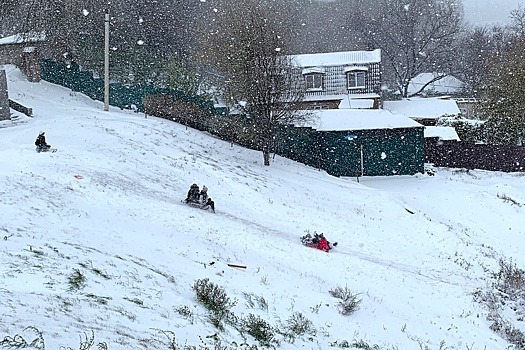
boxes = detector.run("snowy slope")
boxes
[1,65,524,350]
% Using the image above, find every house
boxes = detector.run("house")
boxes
[407,73,465,97]
[0,33,46,82]
[277,109,425,177]
[291,49,382,110]
[383,98,460,126]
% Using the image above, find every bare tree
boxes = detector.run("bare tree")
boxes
[455,25,515,97]
[199,0,307,166]
[510,4,525,37]
[348,0,464,98]
[4,0,199,84]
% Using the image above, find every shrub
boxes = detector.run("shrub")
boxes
[68,269,87,291]
[242,292,268,311]
[240,313,278,348]
[0,326,45,349]
[192,278,237,330]
[493,258,525,296]
[193,278,236,314]
[284,312,315,337]
[436,116,484,142]
[329,285,362,316]
[474,257,525,349]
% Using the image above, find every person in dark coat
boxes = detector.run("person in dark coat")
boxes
[202,197,215,212]
[185,183,200,203]
[35,131,51,152]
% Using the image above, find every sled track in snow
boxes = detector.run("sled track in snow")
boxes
[336,248,471,288]
[214,209,471,288]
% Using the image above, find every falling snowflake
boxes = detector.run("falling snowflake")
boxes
[137,40,144,45]
[82,9,89,16]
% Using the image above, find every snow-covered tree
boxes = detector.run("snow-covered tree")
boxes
[481,39,525,145]
[510,4,525,37]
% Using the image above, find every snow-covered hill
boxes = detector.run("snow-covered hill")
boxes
[1,65,524,350]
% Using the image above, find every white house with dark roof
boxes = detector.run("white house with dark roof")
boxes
[291,49,382,110]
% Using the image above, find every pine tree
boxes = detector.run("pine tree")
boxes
[481,39,525,145]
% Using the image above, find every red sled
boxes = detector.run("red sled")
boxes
[301,233,336,253]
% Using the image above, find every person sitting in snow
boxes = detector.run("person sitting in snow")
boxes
[301,232,337,252]
[201,197,215,212]
[199,185,208,202]
[185,183,200,203]
[317,235,331,252]
[35,131,51,153]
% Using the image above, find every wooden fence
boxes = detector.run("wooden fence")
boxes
[425,138,525,172]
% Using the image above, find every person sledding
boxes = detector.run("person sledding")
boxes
[185,183,200,203]
[184,184,216,213]
[35,131,52,152]
[201,197,215,213]
[300,232,337,252]
[199,185,209,202]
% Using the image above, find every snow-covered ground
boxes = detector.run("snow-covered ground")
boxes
[1,65,524,350]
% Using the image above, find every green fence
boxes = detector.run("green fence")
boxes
[276,125,425,177]
[40,59,423,176]
[40,59,214,114]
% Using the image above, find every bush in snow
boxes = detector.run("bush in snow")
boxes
[240,313,278,348]
[192,278,237,330]
[329,285,362,316]
[474,257,525,349]
[278,311,316,343]
[67,268,87,291]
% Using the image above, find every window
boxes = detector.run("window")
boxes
[347,71,366,89]
[305,74,324,90]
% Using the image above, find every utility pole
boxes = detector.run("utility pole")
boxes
[103,11,110,111]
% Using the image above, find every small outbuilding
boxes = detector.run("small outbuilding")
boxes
[278,109,425,177]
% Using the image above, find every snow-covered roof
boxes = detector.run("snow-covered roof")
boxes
[338,98,374,109]
[383,98,460,119]
[424,126,460,141]
[0,32,46,46]
[408,73,464,95]
[302,67,325,75]
[297,109,422,131]
[292,49,381,68]
[302,93,379,102]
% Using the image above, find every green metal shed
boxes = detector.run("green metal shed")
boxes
[278,109,425,177]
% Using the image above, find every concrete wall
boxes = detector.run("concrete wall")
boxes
[0,69,10,121]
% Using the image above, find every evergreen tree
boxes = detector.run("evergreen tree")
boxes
[481,39,525,145]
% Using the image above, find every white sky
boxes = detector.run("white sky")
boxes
[1,65,524,350]
[463,0,521,25]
